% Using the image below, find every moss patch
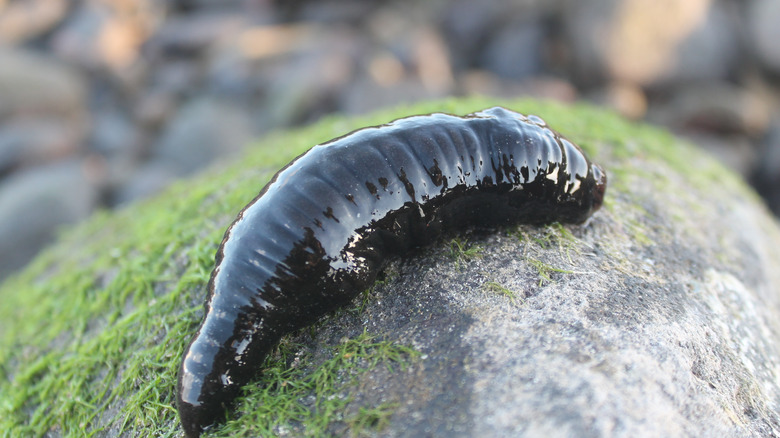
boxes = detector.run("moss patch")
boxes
[213,331,418,437]
[0,97,756,436]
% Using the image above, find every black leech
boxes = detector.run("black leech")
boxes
[177,107,607,437]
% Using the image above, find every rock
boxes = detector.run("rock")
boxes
[459,71,578,102]
[478,19,546,80]
[645,80,773,178]
[340,75,446,116]
[1,100,780,437]
[662,1,739,85]
[50,1,160,73]
[0,0,69,44]
[134,89,178,129]
[565,0,730,86]
[289,0,378,24]
[680,132,757,178]
[441,0,562,70]
[145,59,203,97]
[751,114,780,215]
[0,47,87,118]
[0,116,87,176]
[747,0,780,75]
[152,96,255,175]
[204,23,353,95]
[144,12,249,59]
[110,162,179,206]
[0,160,98,280]
[206,24,358,124]
[89,105,141,157]
[585,82,647,120]
[647,81,771,138]
[250,44,356,127]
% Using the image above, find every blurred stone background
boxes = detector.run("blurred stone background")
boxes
[0,0,779,280]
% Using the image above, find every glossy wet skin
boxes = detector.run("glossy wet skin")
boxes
[177,107,607,437]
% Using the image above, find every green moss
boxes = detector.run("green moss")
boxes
[212,331,418,437]
[482,281,521,305]
[525,258,574,287]
[0,97,760,436]
[515,223,581,263]
[447,237,484,268]
[346,402,399,436]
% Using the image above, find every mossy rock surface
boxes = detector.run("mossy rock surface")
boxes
[2,98,780,437]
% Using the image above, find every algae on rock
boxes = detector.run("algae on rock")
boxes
[1,98,780,437]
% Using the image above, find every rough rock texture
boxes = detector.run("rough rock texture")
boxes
[1,99,779,437]
[292,154,780,437]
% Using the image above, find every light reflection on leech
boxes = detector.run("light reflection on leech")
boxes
[176,107,607,437]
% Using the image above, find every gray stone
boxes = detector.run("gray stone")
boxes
[0,48,87,118]
[680,132,756,178]
[256,121,780,437]
[0,0,68,44]
[146,60,203,97]
[478,20,546,80]
[205,25,359,124]
[646,81,771,139]
[565,0,733,86]
[752,115,780,215]
[748,0,780,75]
[144,12,249,59]
[152,96,254,175]
[0,116,87,175]
[662,1,739,84]
[0,160,98,280]
[90,106,141,157]
[111,162,178,206]
[3,101,780,436]
[340,75,445,116]
[441,0,562,70]
[459,71,578,102]
[49,1,161,73]
[134,89,178,129]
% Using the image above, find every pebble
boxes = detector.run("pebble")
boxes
[0,117,86,176]
[144,12,249,59]
[752,115,780,215]
[0,0,68,44]
[479,19,546,80]
[661,1,739,84]
[459,71,578,103]
[586,82,647,120]
[0,160,98,279]
[748,0,780,75]
[565,0,715,86]
[0,47,87,118]
[683,133,757,178]
[111,162,179,206]
[647,81,771,138]
[152,96,255,175]
[49,1,157,74]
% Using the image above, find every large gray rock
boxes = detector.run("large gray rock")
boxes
[0,47,87,118]
[289,168,780,437]
[1,101,779,437]
[250,118,780,437]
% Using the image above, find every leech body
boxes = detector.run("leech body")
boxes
[177,107,607,436]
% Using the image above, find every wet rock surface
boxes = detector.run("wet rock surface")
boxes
[1,99,780,436]
[279,157,780,438]
[0,0,780,281]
